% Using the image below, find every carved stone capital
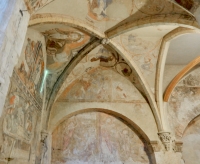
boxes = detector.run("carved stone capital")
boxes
[41,130,48,143]
[158,131,171,151]
[172,140,183,152]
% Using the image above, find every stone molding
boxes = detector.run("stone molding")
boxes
[29,14,105,39]
[155,27,200,111]
[172,140,183,152]
[164,56,200,102]
[148,140,161,152]
[106,14,198,38]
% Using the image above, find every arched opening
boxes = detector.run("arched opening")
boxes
[51,110,155,164]
[166,66,200,139]
[182,115,200,164]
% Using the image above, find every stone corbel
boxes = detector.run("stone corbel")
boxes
[41,130,48,143]
[172,140,183,152]
[158,131,171,151]
[148,140,161,152]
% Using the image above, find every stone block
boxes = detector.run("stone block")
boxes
[0,92,6,116]
[0,72,10,95]
[14,34,25,57]
[0,30,6,47]
[9,49,18,66]
[5,58,15,77]
[0,40,11,71]
[5,16,20,45]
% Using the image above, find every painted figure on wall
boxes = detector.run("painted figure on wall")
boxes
[24,38,34,79]
[51,112,151,164]
[43,28,90,72]
[120,33,161,75]
[3,81,38,142]
[87,0,113,21]
[99,115,118,162]
[43,27,90,103]
[0,135,13,159]
[26,0,51,11]
[25,110,33,137]
[39,131,49,164]
[17,38,44,103]
[90,46,118,67]
[62,120,77,151]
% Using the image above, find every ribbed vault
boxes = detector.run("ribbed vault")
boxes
[3,0,200,163]
[25,0,200,134]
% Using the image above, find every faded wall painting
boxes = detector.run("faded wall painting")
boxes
[24,0,53,12]
[86,0,132,22]
[0,29,44,163]
[3,79,38,142]
[16,37,45,105]
[34,0,191,32]
[182,117,200,164]
[0,134,14,160]
[42,26,91,103]
[57,45,143,100]
[43,27,90,72]
[112,31,162,92]
[167,68,200,139]
[114,34,161,76]
[0,74,41,163]
[57,45,118,98]
[58,67,146,103]
[52,112,152,164]
[87,0,113,21]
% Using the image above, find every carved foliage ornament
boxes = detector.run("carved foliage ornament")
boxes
[158,132,171,151]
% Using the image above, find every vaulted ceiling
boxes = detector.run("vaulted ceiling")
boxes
[25,0,200,131]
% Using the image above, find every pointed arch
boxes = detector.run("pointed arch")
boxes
[29,13,105,38]
[49,107,157,164]
[155,27,200,130]
[164,56,200,102]
[106,14,199,38]
[156,27,200,109]
[108,40,162,131]
[29,13,163,132]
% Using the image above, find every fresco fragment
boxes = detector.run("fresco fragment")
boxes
[52,112,151,164]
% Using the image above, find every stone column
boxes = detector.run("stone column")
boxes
[40,130,49,164]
